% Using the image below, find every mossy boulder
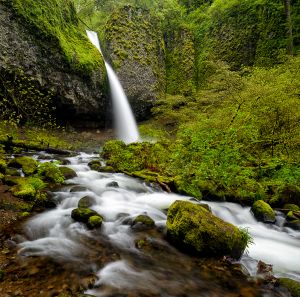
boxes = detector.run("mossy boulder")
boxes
[71,207,100,223]
[0,159,7,174]
[99,166,115,173]
[284,204,300,212]
[274,185,300,207]
[88,160,102,171]
[4,175,23,186]
[279,278,300,297]
[166,200,249,259]
[131,214,155,230]
[10,177,45,201]
[8,156,38,175]
[5,167,21,176]
[251,200,276,223]
[78,196,95,208]
[87,215,103,229]
[59,166,77,179]
[37,162,65,184]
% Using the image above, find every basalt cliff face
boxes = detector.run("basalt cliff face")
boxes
[104,5,166,121]
[0,1,108,128]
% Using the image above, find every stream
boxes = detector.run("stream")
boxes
[17,152,300,297]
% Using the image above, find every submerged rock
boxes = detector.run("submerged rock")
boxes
[106,181,119,188]
[251,200,276,223]
[166,200,249,259]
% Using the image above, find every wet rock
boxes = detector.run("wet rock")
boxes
[131,214,155,231]
[106,181,119,188]
[99,166,115,173]
[284,204,300,212]
[3,176,23,186]
[87,215,103,229]
[37,162,64,184]
[59,166,77,179]
[88,160,102,171]
[5,167,21,176]
[78,196,95,208]
[166,200,249,259]
[70,186,88,192]
[251,200,275,223]
[8,156,38,176]
[71,207,101,224]
[0,159,7,174]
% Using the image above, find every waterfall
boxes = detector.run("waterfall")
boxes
[86,30,139,144]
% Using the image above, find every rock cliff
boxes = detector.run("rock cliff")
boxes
[0,0,108,127]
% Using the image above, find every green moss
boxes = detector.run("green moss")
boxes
[0,269,4,281]
[8,0,105,75]
[37,162,65,184]
[286,211,298,221]
[133,215,155,228]
[20,211,30,218]
[87,215,103,229]
[71,207,99,223]
[279,278,300,297]
[251,200,276,223]
[8,156,38,176]
[284,204,300,212]
[0,159,7,174]
[5,167,21,176]
[11,182,36,201]
[166,200,249,259]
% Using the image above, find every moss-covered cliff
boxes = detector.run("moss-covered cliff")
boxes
[104,5,165,120]
[0,0,108,127]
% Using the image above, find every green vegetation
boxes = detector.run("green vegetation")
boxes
[37,162,65,184]
[251,200,275,223]
[279,278,300,297]
[8,156,38,176]
[166,200,250,259]
[5,0,104,75]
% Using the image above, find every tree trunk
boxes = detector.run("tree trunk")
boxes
[283,0,294,55]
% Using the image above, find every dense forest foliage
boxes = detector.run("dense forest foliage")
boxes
[1,0,299,205]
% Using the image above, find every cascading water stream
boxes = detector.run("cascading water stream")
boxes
[17,152,300,296]
[86,30,139,144]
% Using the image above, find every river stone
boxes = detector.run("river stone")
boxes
[88,160,102,171]
[87,215,103,229]
[251,200,276,223]
[166,200,249,259]
[78,196,95,208]
[71,207,99,223]
[131,214,155,231]
[59,166,77,179]
[106,181,119,188]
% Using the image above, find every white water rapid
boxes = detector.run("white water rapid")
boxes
[86,30,139,144]
[17,152,300,297]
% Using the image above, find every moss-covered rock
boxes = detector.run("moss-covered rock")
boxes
[78,196,95,208]
[59,166,77,179]
[8,156,38,175]
[3,175,23,186]
[131,214,155,230]
[5,167,21,176]
[277,185,300,207]
[166,200,249,259]
[88,160,102,171]
[0,159,7,174]
[279,278,300,297]
[87,215,103,229]
[37,162,65,184]
[71,207,99,223]
[251,200,276,223]
[284,204,300,212]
